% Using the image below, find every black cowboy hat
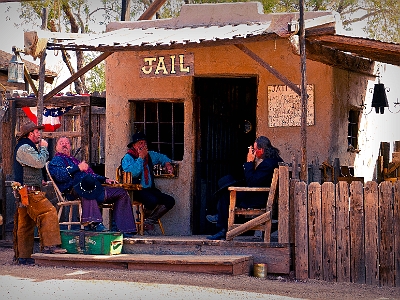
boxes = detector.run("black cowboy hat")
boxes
[214,174,239,195]
[17,121,44,140]
[73,175,104,200]
[127,132,147,148]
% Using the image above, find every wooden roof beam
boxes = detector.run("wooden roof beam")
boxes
[235,44,301,95]
[305,40,375,76]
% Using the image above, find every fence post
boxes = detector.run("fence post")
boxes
[379,181,395,286]
[350,181,365,283]
[394,181,400,287]
[336,181,350,282]
[364,181,379,286]
[322,182,336,282]
[294,181,308,280]
[308,182,322,280]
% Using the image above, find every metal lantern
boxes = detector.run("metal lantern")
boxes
[371,82,389,114]
[8,53,25,83]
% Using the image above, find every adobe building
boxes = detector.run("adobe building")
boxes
[21,2,400,236]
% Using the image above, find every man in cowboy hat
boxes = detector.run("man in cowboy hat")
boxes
[122,132,175,233]
[13,121,67,265]
[206,136,283,240]
[48,137,136,237]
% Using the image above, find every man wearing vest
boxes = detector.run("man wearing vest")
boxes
[122,132,175,233]
[13,121,66,265]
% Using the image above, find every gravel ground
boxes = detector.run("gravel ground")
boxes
[0,246,399,300]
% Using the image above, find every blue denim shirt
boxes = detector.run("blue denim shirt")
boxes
[121,151,171,188]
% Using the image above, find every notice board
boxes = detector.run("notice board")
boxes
[268,84,315,127]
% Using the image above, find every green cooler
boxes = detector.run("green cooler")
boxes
[61,230,123,255]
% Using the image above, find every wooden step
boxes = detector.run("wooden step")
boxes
[123,235,290,274]
[31,253,253,276]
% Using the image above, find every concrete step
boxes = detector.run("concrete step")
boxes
[31,253,253,276]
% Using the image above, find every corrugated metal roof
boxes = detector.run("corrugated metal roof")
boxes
[47,22,275,51]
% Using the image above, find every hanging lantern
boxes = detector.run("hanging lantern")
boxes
[371,82,389,114]
[8,52,25,83]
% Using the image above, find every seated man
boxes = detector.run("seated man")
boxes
[206,136,283,240]
[122,132,175,232]
[48,137,136,237]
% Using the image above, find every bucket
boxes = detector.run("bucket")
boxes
[253,263,268,278]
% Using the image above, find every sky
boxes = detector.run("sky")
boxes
[0,1,107,93]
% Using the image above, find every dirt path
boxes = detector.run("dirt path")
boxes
[0,247,399,299]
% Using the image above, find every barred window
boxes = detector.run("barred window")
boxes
[130,101,184,161]
[347,110,360,148]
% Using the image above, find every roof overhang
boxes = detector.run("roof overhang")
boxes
[23,3,399,79]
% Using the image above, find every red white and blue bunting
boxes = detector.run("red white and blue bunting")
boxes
[22,106,73,132]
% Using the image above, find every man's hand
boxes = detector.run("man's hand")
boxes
[78,160,89,172]
[105,179,118,184]
[39,139,48,148]
[164,162,174,174]
[247,146,255,162]
[137,146,148,159]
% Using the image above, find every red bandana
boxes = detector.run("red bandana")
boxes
[127,148,149,185]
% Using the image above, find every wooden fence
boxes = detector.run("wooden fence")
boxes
[293,179,400,287]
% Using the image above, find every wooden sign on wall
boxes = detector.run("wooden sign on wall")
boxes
[139,53,194,78]
[268,84,315,127]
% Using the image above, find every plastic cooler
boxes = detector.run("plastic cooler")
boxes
[60,230,123,255]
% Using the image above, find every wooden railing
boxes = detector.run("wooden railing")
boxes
[292,179,400,287]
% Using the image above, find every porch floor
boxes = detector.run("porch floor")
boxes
[32,234,291,275]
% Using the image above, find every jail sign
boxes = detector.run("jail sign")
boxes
[268,84,315,127]
[139,53,194,78]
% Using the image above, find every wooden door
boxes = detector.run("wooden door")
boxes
[193,77,258,234]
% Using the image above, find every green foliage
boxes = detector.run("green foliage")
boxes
[84,52,106,93]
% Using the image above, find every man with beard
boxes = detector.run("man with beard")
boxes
[13,121,67,265]
[48,137,137,237]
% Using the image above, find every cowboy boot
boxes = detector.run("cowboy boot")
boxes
[144,205,169,231]
[146,205,169,224]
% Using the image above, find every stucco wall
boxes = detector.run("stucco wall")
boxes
[104,37,363,235]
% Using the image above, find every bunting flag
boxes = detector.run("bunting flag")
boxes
[22,106,73,132]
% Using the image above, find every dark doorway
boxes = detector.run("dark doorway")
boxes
[193,77,258,234]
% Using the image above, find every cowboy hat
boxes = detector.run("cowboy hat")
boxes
[127,132,147,148]
[17,121,44,140]
[214,174,239,194]
[73,175,104,201]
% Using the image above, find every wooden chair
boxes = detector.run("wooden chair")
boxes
[45,162,83,230]
[226,168,279,242]
[116,165,165,235]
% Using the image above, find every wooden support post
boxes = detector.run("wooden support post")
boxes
[2,99,16,179]
[299,0,308,183]
[80,105,91,162]
[37,50,47,127]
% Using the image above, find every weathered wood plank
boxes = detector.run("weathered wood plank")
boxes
[379,181,395,286]
[322,182,336,282]
[32,253,253,276]
[336,181,350,282]
[394,181,400,287]
[364,181,379,286]
[289,179,298,243]
[350,181,365,283]
[308,182,322,280]
[226,212,271,240]
[1,100,16,179]
[278,165,290,244]
[294,181,308,280]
